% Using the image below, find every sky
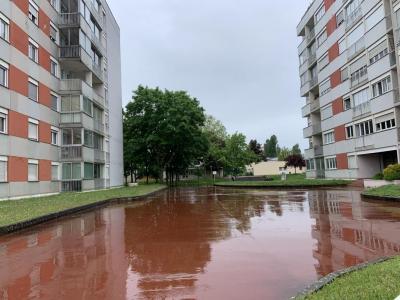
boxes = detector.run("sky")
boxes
[106,0,311,150]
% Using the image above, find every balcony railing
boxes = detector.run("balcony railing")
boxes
[61,145,83,160]
[345,7,362,30]
[353,101,371,119]
[310,98,320,111]
[350,70,368,89]
[94,120,105,133]
[62,180,82,192]
[59,12,80,27]
[60,45,81,58]
[94,149,105,162]
[306,28,315,44]
[60,112,82,124]
[347,37,365,60]
[60,79,83,91]
[92,62,103,81]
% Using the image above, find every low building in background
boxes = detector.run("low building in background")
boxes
[249,161,305,176]
[298,0,400,179]
[0,0,123,199]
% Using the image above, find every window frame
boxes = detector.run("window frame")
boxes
[0,107,8,134]
[51,126,59,146]
[28,0,39,26]
[28,38,39,63]
[28,159,39,182]
[0,60,9,88]
[28,118,39,141]
[0,12,10,42]
[28,78,39,102]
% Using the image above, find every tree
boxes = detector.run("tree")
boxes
[248,139,264,162]
[285,154,306,174]
[264,135,278,158]
[277,147,292,161]
[203,115,228,175]
[291,144,302,156]
[225,133,257,176]
[124,86,208,186]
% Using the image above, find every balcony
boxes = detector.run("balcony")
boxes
[347,37,365,61]
[308,52,317,67]
[304,145,323,159]
[60,112,83,124]
[345,7,362,31]
[302,102,311,117]
[93,120,105,133]
[60,45,93,70]
[92,62,104,82]
[60,79,105,108]
[94,149,105,163]
[310,98,320,112]
[350,70,368,89]
[353,101,371,119]
[62,180,82,192]
[61,145,83,161]
[303,123,322,138]
[59,12,80,27]
[306,28,315,44]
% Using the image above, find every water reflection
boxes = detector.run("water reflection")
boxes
[308,189,400,277]
[0,188,399,299]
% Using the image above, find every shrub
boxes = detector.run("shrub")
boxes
[383,164,400,181]
[372,173,384,180]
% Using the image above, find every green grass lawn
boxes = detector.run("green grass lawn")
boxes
[299,257,400,300]
[215,174,351,187]
[0,184,166,228]
[176,177,227,187]
[363,185,400,199]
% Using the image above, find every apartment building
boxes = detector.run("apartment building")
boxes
[298,0,400,179]
[0,0,123,199]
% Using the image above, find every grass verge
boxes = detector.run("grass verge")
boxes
[299,257,400,300]
[362,185,400,199]
[0,184,166,227]
[215,174,350,188]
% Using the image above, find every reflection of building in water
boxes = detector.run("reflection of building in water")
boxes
[308,190,400,277]
[0,208,127,299]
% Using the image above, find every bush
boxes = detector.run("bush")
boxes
[372,173,384,180]
[383,164,400,181]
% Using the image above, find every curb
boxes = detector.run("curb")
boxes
[0,187,168,235]
[292,257,393,299]
[214,184,350,189]
[361,193,400,202]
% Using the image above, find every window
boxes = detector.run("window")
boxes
[50,21,58,43]
[28,78,39,102]
[50,57,58,77]
[339,39,346,54]
[28,0,39,26]
[350,65,367,86]
[0,13,9,41]
[83,97,93,116]
[325,157,337,170]
[337,10,345,27]
[323,131,335,144]
[341,67,349,82]
[93,133,103,150]
[51,92,59,111]
[317,29,327,47]
[315,5,325,23]
[62,128,82,145]
[51,162,59,181]
[347,24,364,47]
[28,118,39,141]
[28,39,39,63]
[28,159,39,181]
[51,127,59,145]
[353,88,369,107]
[375,113,396,131]
[84,163,94,179]
[346,125,354,139]
[318,54,329,70]
[94,164,102,179]
[365,5,384,31]
[0,156,7,182]
[369,40,388,64]
[0,107,7,134]
[344,98,352,110]
[62,163,81,180]
[61,95,80,112]
[372,76,391,98]
[84,130,94,148]
[0,60,9,87]
[320,79,331,96]
[355,119,374,137]
[306,159,315,171]
[321,105,333,120]
[348,156,357,169]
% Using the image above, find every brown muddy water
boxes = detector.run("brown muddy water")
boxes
[1,187,400,300]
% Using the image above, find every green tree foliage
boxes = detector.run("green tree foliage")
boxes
[248,139,264,162]
[383,164,400,181]
[264,135,278,158]
[277,147,292,161]
[124,86,208,185]
[291,144,302,155]
[203,115,228,174]
[285,154,306,174]
[225,133,257,176]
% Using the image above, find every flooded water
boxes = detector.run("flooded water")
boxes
[1,187,400,300]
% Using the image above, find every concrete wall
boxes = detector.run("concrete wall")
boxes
[250,161,305,176]
[104,2,124,187]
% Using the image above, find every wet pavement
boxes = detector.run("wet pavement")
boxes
[1,187,400,299]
